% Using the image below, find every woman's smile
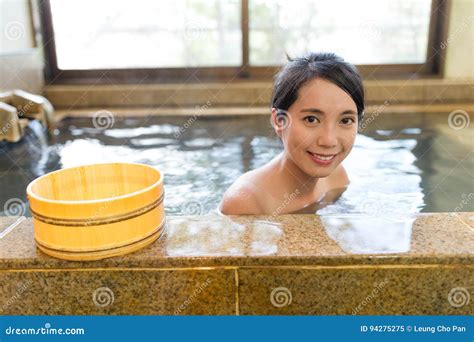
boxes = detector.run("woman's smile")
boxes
[307,151,339,166]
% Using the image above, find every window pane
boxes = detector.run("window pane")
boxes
[50,0,242,69]
[249,0,432,65]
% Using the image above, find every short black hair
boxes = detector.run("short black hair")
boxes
[271,52,365,121]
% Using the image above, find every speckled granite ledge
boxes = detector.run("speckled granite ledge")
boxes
[1,213,473,269]
[1,212,473,315]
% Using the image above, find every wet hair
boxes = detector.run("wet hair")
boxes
[271,52,365,121]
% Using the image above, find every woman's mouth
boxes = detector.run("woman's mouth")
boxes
[307,151,338,166]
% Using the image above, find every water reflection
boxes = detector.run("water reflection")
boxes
[165,211,415,256]
[320,214,416,254]
[165,213,283,256]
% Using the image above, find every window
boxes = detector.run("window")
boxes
[49,0,242,69]
[249,0,432,65]
[40,0,449,82]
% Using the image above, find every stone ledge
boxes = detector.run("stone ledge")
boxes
[44,79,474,109]
[1,213,472,315]
[0,213,472,269]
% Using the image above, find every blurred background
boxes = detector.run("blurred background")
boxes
[1,0,472,88]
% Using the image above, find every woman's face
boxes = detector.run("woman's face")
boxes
[272,77,358,178]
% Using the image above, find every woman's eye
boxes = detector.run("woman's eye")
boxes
[341,117,356,125]
[304,116,319,124]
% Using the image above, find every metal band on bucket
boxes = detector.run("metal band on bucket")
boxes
[30,192,164,227]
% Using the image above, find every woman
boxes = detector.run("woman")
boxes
[220,52,364,215]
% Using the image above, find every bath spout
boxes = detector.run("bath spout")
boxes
[0,89,55,140]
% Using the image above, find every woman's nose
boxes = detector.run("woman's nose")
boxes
[316,126,338,148]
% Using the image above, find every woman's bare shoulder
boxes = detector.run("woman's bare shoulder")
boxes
[219,170,265,215]
[326,163,349,187]
[319,164,350,203]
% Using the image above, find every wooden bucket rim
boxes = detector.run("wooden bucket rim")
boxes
[26,162,163,205]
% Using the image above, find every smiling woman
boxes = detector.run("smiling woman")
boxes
[219,52,364,215]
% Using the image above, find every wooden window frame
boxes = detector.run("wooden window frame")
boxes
[39,0,451,84]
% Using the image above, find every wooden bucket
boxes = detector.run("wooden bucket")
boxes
[26,163,165,261]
